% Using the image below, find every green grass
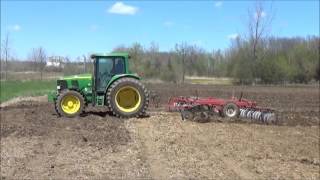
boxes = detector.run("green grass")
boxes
[0,80,56,103]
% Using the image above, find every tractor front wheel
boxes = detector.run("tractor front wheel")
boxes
[107,78,149,118]
[56,90,85,118]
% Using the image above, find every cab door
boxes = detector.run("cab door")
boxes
[94,56,125,93]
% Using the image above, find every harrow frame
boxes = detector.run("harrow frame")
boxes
[167,94,276,123]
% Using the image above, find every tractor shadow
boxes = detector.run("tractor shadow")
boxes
[80,111,111,118]
[80,110,150,119]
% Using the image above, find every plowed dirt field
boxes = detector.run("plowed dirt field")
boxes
[1,84,319,179]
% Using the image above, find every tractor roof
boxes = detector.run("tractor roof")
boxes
[91,52,129,58]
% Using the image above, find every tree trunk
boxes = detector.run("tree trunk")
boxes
[83,55,87,73]
[4,34,9,81]
[5,50,8,81]
[182,56,185,83]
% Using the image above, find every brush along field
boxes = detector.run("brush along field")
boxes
[1,84,319,179]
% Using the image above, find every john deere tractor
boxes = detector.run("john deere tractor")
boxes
[48,52,149,118]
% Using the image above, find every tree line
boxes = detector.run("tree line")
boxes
[112,36,319,84]
[1,35,319,84]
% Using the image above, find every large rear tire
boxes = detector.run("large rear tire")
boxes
[107,78,149,118]
[56,90,85,118]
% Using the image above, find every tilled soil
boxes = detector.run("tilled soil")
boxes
[133,112,319,179]
[1,102,146,179]
[1,84,319,179]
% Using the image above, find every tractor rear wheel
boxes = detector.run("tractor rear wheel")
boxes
[107,78,149,118]
[56,90,85,118]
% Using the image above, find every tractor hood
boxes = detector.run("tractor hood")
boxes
[59,73,92,92]
[61,73,92,80]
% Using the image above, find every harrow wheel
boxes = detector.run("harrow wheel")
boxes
[181,110,194,121]
[222,102,239,118]
[194,112,210,123]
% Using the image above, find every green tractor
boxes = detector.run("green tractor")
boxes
[48,52,149,118]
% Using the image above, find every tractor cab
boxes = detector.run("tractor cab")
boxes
[92,54,128,93]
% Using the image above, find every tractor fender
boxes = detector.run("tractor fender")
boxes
[105,74,141,94]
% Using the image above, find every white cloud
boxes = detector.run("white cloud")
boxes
[13,25,21,31]
[163,21,174,27]
[215,1,223,7]
[227,33,239,40]
[108,2,138,15]
[8,24,21,31]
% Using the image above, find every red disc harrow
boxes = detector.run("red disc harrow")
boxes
[167,93,276,123]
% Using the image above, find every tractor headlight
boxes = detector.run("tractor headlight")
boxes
[57,85,61,90]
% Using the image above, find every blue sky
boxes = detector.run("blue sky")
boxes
[1,0,319,60]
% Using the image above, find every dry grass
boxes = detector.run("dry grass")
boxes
[1,71,63,81]
[186,76,235,85]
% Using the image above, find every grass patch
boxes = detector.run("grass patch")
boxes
[185,76,234,85]
[0,80,56,103]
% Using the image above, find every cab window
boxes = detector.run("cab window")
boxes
[113,57,125,74]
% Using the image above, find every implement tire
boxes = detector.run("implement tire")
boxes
[56,90,85,118]
[222,102,239,118]
[107,78,149,118]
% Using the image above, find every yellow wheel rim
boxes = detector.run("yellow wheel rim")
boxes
[61,94,81,114]
[115,86,141,113]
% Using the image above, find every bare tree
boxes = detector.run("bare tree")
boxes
[175,42,188,83]
[247,1,274,60]
[129,43,144,73]
[83,54,87,73]
[1,33,10,80]
[149,42,160,75]
[29,47,47,80]
[113,45,129,52]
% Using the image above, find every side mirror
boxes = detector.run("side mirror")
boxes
[90,54,96,59]
[128,55,131,59]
